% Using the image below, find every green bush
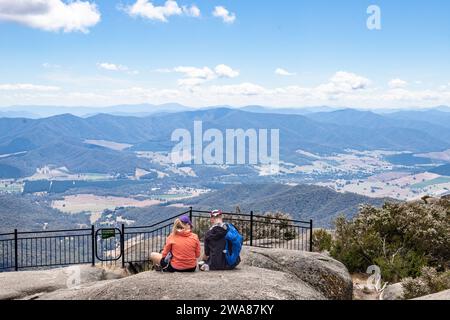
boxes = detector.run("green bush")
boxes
[192,216,211,240]
[402,267,450,299]
[330,198,450,283]
[312,229,332,252]
[251,212,298,241]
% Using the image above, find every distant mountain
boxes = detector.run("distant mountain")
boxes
[429,105,450,112]
[0,110,39,118]
[385,110,450,129]
[0,103,194,118]
[239,105,340,115]
[2,104,449,119]
[305,109,450,144]
[1,108,450,178]
[429,164,450,176]
[305,109,390,127]
[185,183,389,227]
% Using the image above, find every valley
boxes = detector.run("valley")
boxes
[1,106,450,231]
[51,194,163,223]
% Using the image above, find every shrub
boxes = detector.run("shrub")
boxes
[251,212,298,241]
[330,198,450,282]
[312,229,332,252]
[192,216,211,240]
[402,267,450,299]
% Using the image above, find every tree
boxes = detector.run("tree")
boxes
[330,198,450,282]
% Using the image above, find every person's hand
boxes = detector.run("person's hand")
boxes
[200,264,209,271]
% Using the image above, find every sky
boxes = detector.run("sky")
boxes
[0,0,449,109]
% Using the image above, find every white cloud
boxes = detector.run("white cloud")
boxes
[210,83,266,96]
[128,70,140,75]
[214,64,239,78]
[125,0,200,22]
[125,0,180,22]
[97,62,139,75]
[153,68,172,74]
[315,71,371,98]
[42,62,61,69]
[116,86,182,100]
[329,71,370,90]
[174,66,215,80]
[0,0,100,33]
[2,71,448,109]
[177,77,208,87]
[382,88,442,102]
[213,6,236,24]
[183,4,200,17]
[97,62,129,72]
[389,78,408,89]
[173,64,239,86]
[275,68,296,76]
[0,83,60,91]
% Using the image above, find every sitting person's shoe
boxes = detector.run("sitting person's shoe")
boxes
[151,263,162,272]
[199,261,209,271]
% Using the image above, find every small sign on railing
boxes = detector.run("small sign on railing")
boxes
[101,228,116,240]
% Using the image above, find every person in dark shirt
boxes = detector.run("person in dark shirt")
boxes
[200,209,240,271]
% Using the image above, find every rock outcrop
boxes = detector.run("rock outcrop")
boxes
[240,247,353,300]
[413,289,450,300]
[0,247,353,300]
[0,265,122,300]
[381,283,404,300]
[37,266,325,300]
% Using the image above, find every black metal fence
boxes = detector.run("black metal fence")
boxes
[121,210,190,268]
[0,208,312,272]
[0,227,94,272]
[189,209,312,251]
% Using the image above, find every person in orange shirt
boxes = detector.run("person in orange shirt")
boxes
[150,215,201,272]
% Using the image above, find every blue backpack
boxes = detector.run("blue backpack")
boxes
[224,223,243,267]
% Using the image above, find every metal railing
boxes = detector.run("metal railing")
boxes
[0,208,312,272]
[121,210,190,268]
[189,209,312,251]
[0,227,94,272]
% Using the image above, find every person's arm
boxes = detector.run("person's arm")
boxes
[202,236,210,261]
[195,235,201,258]
[161,235,172,258]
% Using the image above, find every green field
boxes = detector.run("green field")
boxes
[411,176,450,189]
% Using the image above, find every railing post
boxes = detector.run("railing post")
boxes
[14,229,18,271]
[121,224,125,269]
[91,225,95,266]
[250,211,254,247]
[189,206,193,222]
[309,219,313,252]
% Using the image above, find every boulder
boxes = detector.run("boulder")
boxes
[0,265,112,300]
[381,283,404,300]
[413,289,450,300]
[36,266,325,300]
[0,247,353,300]
[240,247,353,300]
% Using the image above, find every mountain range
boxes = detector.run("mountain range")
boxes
[1,104,449,118]
[0,103,194,119]
[1,107,450,178]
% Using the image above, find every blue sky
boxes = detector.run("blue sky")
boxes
[0,0,449,108]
